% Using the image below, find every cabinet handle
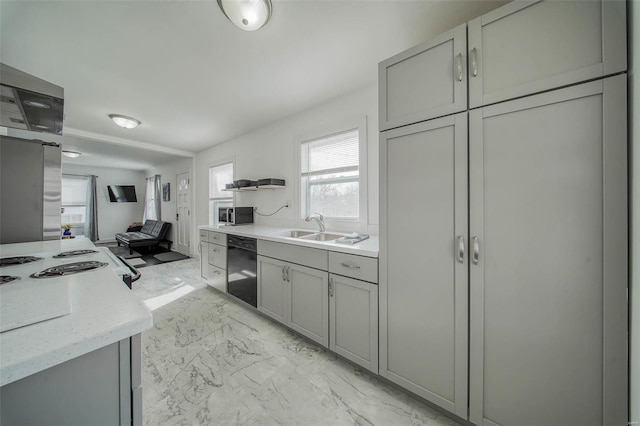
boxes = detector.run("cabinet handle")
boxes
[286,266,290,282]
[457,236,465,263]
[470,48,478,77]
[282,266,286,281]
[472,236,480,265]
[329,277,334,297]
[213,270,221,275]
[456,53,463,81]
[340,262,360,269]
[213,248,219,253]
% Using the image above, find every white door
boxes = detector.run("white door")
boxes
[176,172,190,255]
[468,76,627,426]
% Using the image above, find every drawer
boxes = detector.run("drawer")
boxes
[329,252,378,283]
[258,240,327,271]
[199,229,208,241]
[208,231,227,246]
[208,244,227,269]
[207,264,227,293]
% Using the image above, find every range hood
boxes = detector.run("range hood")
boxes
[0,63,64,135]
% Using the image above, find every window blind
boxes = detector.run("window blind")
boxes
[301,129,359,177]
[61,176,88,205]
[209,163,234,199]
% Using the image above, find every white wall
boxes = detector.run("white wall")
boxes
[195,84,378,236]
[62,164,145,241]
[630,0,639,421]
[145,157,193,250]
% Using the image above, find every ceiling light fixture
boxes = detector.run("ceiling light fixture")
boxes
[62,150,81,158]
[217,0,272,31]
[23,100,50,109]
[109,114,141,129]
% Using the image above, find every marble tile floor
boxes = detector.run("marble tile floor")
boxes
[132,259,461,426]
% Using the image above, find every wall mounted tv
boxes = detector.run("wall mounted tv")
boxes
[107,185,137,202]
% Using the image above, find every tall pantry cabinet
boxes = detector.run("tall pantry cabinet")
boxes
[379,1,627,425]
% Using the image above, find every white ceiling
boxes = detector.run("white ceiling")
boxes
[0,0,505,168]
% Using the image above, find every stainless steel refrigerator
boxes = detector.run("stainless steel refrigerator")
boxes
[0,135,61,244]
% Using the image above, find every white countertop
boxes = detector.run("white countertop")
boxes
[0,238,153,386]
[200,225,379,258]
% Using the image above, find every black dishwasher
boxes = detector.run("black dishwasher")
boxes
[226,235,257,307]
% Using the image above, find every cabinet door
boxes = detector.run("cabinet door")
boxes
[379,112,468,418]
[200,241,210,279]
[468,0,626,108]
[329,274,378,373]
[208,244,227,269]
[257,256,289,324]
[207,265,226,293]
[288,263,329,347]
[379,23,466,131]
[469,75,627,426]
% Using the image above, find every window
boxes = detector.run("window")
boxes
[143,176,160,221]
[209,162,234,226]
[61,176,88,226]
[300,128,360,221]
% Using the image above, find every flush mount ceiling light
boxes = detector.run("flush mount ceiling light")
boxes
[109,114,141,129]
[62,150,81,158]
[23,100,51,109]
[217,0,272,31]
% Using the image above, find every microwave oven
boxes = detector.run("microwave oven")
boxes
[219,207,254,226]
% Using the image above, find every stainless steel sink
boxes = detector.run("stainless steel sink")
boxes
[275,230,316,238]
[299,233,343,242]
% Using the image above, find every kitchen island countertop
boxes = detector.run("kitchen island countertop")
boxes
[0,238,153,386]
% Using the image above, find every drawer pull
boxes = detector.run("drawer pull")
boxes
[341,262,360,269]
[213,270,221,275]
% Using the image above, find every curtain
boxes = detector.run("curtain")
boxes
[85,175,99,241]
[143,175,162,221]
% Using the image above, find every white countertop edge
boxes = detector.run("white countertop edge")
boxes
[0,314,152,386]
[199,225,379,258]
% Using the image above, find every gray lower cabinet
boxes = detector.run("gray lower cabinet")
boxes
[200,240,210,279]
[468,75,627,426]
[379,112,469,418]
[288,263,329,347]
[257,255,289,324]
[257,254,329,347]
[329,274,378,373]
[200,230,227,292]
[0,335,142,426]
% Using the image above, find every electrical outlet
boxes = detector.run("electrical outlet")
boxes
[285,200,291,208]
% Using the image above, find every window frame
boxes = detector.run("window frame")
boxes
[295,116,368,232]
[208,158,235,227]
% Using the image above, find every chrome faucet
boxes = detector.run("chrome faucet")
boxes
[305,213,325,232]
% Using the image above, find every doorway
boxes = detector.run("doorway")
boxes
[176,171,191,255]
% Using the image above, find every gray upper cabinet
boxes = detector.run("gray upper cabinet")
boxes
[379,112,469,418]
[468,75,627,426]
[379,23,467,131]
[468,0,626,108]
